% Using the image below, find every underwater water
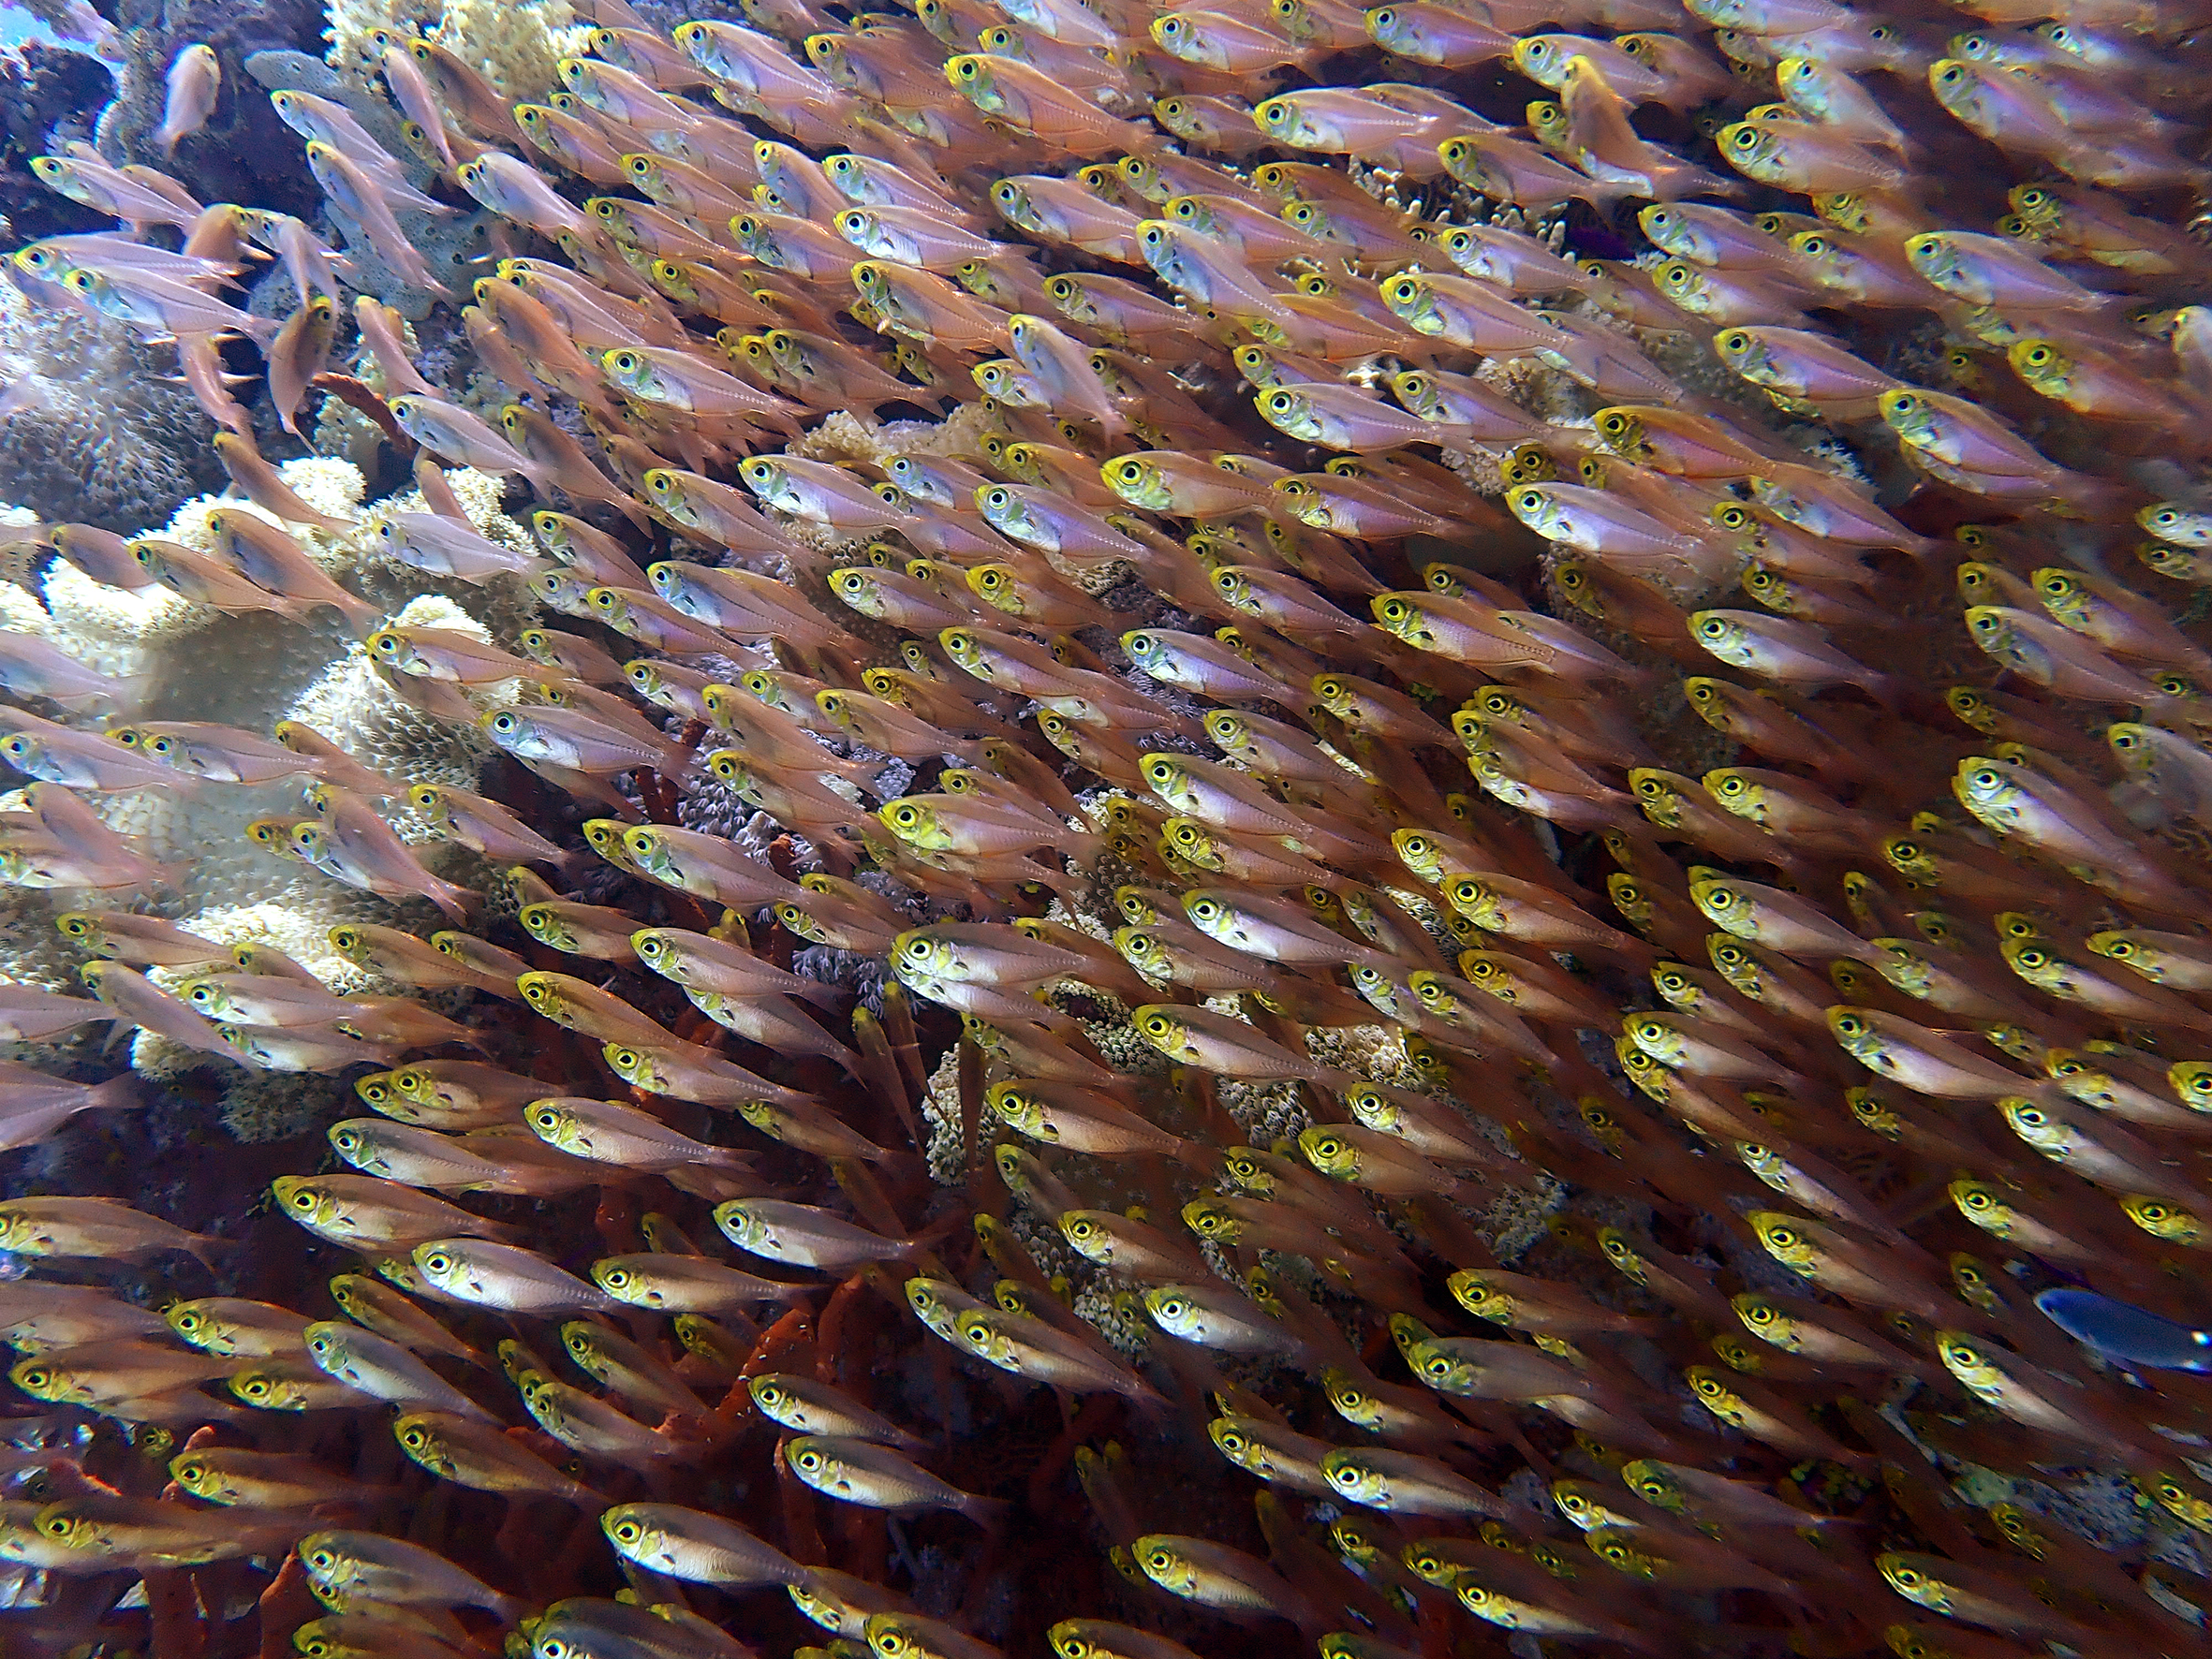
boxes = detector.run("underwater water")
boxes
[0,0,2206,1655]
[0,7,67,51]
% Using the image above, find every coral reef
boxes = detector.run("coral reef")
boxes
[95,0,326,213]
[323,0,584,101]
[0,278,220,531]
[0,43,113,243]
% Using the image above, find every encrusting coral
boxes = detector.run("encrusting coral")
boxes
[0,279,219,533]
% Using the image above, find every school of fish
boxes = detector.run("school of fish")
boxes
[1,0,2211,1651]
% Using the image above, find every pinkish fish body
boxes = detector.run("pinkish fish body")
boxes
[154,44,220,155]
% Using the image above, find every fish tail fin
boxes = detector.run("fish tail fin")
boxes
[333,593,382,636]
[81,1073,142,1115]
[1172,1139,1222,1178]
[531,761,641,818]
[429,879,474,926]
[101,671,156,718]
[186,1230,239,1269]
[1126,1375,1175,1417]
[959,1491,1011,1529]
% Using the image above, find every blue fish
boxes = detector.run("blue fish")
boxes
[2035,1287,2212,1371]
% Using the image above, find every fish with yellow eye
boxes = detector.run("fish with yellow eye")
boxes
[1997,1094,2204,1201]
[1947,1178,2131,1269]
[1877,1550,2112,1645]
[1298,1123,1479,1200]
[2119,1194,2209,1248]
[391,1409,602,1506]
[1453,1556,1665,1649]
[1319,1445,1508,1518]
[1549,1478,1648,1534]
[170,1446,389,1509]
[956,1301,1164,1404]
[1684,1365,1865,1465]
[1730,1291,1939,1380]
[2141,1471,2212,1537]
[1745,1209,1952,1323]
[1584,1523,1803,1597]
[597,1500,804,1589]
[1203,1414,1335,1494]
[33,1493,300,1565]
[784,1435,1003,1525]
[1449,1268,1659,1337]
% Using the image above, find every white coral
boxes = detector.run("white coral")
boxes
[0,459,538,1103]
[43,565,214,680]
[345,465,533,580]
[178,898,386,993]
[0,580,50,640]
[285,592,516,809]
[325,0,586,102]
[38,456,371,679]
[288,654,477,796]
